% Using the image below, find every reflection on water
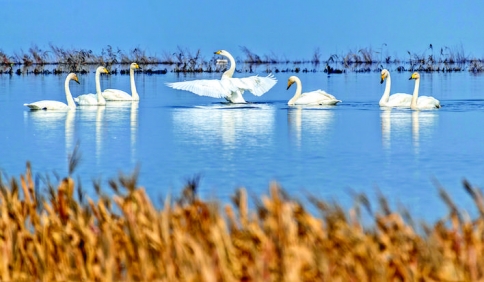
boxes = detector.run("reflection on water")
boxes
[172,104,275,149]
[77,102,139,163]
[65,110,76,153]
[77,106,105,161]
[23,110,77,155]
[130,102,139,160]
[412,110,438,152]
[380,108,438,152]
[287,106,335,148]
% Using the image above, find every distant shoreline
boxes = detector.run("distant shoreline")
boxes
[1,44,483,74]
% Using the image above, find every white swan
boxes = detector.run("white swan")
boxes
[286,76,341,105]
[102,63,140,101]
[409,72,441,110]
[379,69,413,107]
[165,50,277,103]
[74,66,109,105]
[24,73,79,110]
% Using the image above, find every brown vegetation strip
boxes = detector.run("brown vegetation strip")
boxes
[1,44,484,75]
[1,162,484,281]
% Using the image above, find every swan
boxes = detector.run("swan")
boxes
[24,73,79,110]
[379,69,413,107]
[165,50,277,103]
[102,63,140,101]
[74,66,109,105]
[409,72,441,110]
[286,76,341,105]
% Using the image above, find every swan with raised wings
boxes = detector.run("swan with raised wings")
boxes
[165,50,277,103]
[74,66,109,105]
[409,72,441,110]
[286,76,341,105]
[379,69,412,107]
[102,63,140,101]
[24,73,79,110]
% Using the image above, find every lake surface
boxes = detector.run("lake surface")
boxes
[1,66,484,223]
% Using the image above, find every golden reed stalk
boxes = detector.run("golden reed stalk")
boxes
[0,162,483,281]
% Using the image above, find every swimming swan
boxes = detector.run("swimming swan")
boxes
[409,72,441,110]
[286,76,341,105]
[74,66,109,105]
[102,63,140,101]
[24,73,79,110]
[379,69,412,107]
[165,50,277,103]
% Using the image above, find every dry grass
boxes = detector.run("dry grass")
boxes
[2,161,484,281]
[2,44,484,74]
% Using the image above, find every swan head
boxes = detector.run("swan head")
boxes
[409,72,420,80]
[214,50,230,57]
[68,73,80,84]
[380,69,389,84]
[96,66,109,74]
[287,76,298,90]
[130,63,140,70]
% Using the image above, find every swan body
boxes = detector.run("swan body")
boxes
[409,72,441,110]
[165,50,277,103]
[379,69,413,107]
[102,63,140,101]
[75,66,109,105]
[24,73,79,110]
[286,76,341,105]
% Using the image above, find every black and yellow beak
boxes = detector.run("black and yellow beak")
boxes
[286,81,294,90]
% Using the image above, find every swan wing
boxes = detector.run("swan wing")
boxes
[166,79,232,99]
[230,74,277,96]
[102,89,132,101]
[417,96,441,109]
[75,93,99,105]
[386,93,413,107]
[24,100,69,110]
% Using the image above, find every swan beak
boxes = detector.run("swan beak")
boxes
[74,78,80,84]
[286,81,294,90]
[380,77,384,84]
[214,50,222,55]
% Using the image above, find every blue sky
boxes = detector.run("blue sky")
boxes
[1,0,484,61]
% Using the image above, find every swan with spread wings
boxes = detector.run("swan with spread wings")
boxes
[166,50,277,103]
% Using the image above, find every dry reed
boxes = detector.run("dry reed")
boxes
[2,161,484,281]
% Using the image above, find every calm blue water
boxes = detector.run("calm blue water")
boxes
[1,67,484,222]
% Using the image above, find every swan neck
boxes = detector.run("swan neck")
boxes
[95,69,106,104]
[288,78,303,105]
[379,75,391,106]
[222,52,235,78]
[65,76,76,109]
[411,78,420,109]
[130,68,139,100]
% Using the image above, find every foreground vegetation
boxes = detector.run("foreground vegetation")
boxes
[1,44,484,75]
[2,157,484,281]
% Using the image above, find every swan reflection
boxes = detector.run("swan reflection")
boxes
[412,110,438,151]
[108,102,139,160]
[24,109,77,154]
[172,104,275,149]
[78,102,139,163]
[78,106,105,160]
[380,108,437,152]
[287,106,335,148]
